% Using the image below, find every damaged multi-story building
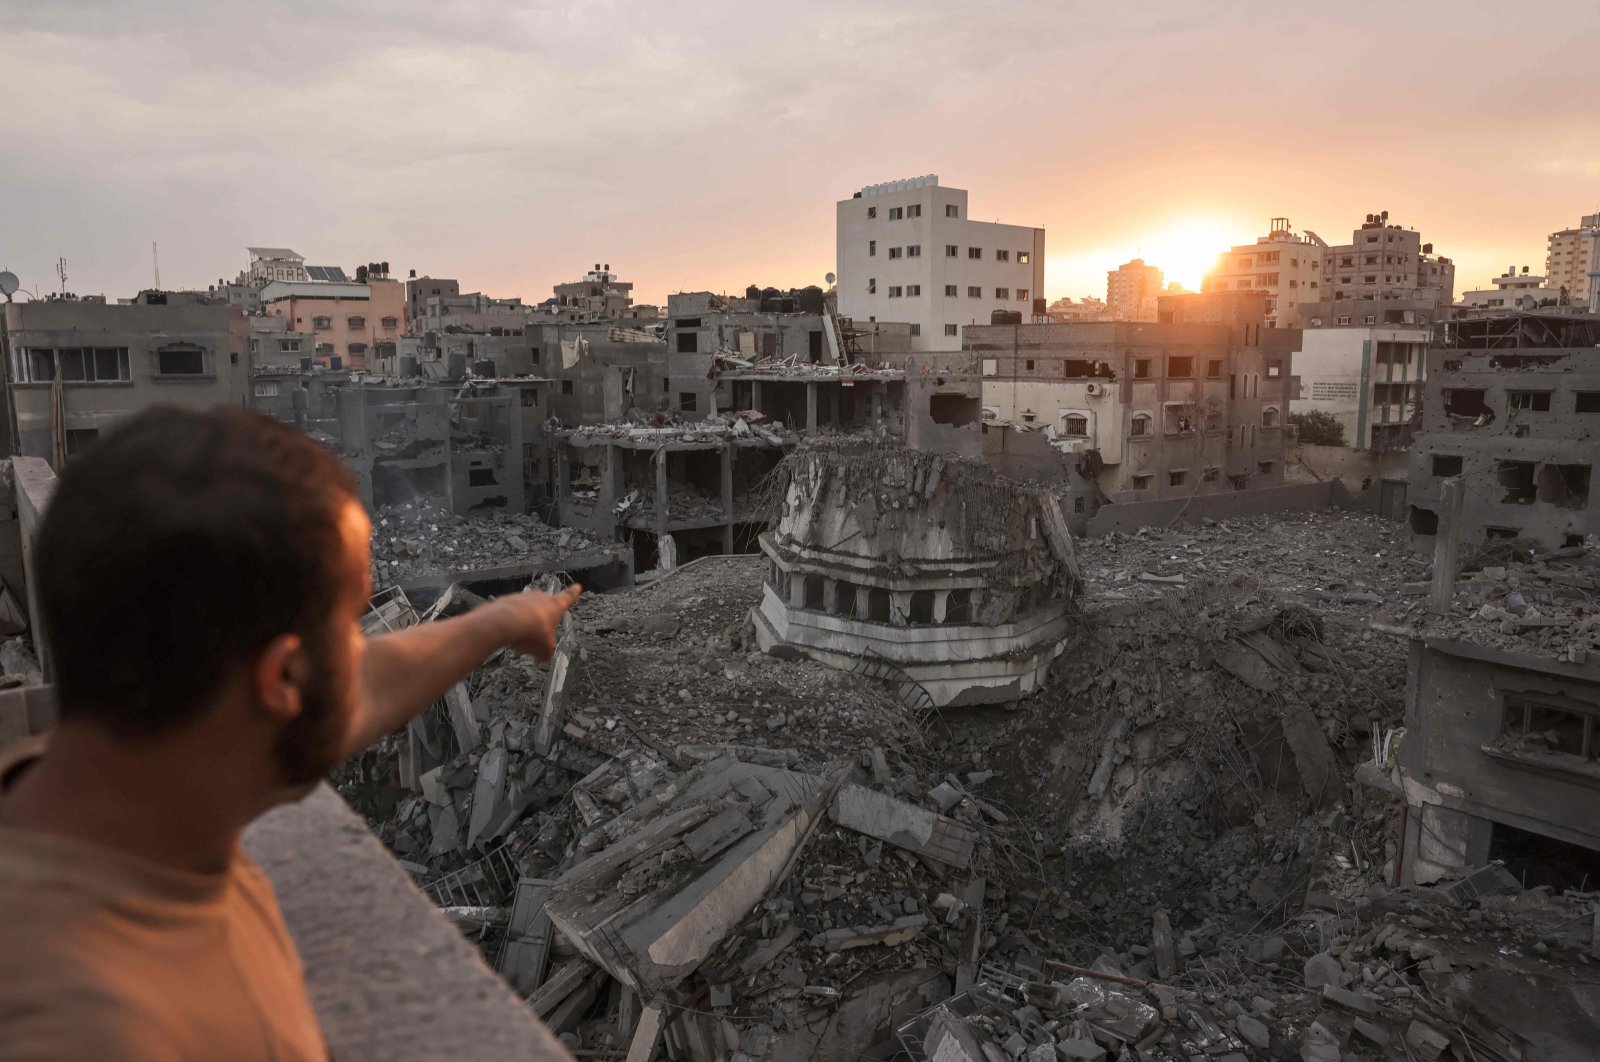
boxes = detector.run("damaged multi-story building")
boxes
[751,445,1078,706]
[1,291,250,462]
[1406,312,1600,549]
[968,292,1296,522]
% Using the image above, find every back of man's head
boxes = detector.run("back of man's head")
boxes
[35,406,359,740]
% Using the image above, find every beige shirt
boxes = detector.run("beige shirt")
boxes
[0,740,328,1060]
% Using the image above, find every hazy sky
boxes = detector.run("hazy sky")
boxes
[1,1,1597,306]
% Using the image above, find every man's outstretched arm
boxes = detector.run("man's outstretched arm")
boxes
[343,585,581,758]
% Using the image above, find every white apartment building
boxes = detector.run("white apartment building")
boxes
[1320,213,1454,308]
[1294,320,1430,450]
[1106,259,1162,322]
[1201,219,1323,328]
[1545,214,1599,304]
[836,176,1044,352]
[1459,267,1559,310]
[246,247,312,285]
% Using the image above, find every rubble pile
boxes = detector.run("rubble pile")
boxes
[1083,510,1420,618]
[335,520,1600,1059]
[369,500,609,582]
[1380,541,1600,662]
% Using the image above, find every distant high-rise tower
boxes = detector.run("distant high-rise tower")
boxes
[1105,259,1163,322]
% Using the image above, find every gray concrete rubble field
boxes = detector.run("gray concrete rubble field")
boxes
[327,498,1600,1061]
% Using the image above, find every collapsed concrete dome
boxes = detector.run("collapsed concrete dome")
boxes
[751,443,1079,706]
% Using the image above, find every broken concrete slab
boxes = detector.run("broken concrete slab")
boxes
[624,1003,665,1062]
[545,757,829,996]
[816,913,928,952]
[830,782,977,869]
[466,746,509,849]
[532,636,573,757]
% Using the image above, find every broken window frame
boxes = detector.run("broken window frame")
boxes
[1129,413,1152,438]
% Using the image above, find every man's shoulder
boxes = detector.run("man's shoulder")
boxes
[0,950,181,1060]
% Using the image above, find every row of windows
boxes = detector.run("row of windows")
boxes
[866,203,961,220]
[1128,463,1274,489]
[870,279,1029,301]
[869,242,1030,263]
[300,315,397,330]
[20,346,210,381]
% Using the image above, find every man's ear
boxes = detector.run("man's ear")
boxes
[253,633,308,724]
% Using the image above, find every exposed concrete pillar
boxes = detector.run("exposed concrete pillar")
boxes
[853,586,869,620]
[889,590,912,626]
[721,444,734,519]
[654,448,670,541]
[870,387,882,424]
[555,444,571,525]
[788,570,806,608]
[721,523,733,555]
[822,578,839,615]
[1402,804,1494,886]
[828,383,840,426]
[806,382,818,433]
[750,380,762,416]
[933,590,949,623]
[598,444,620,536]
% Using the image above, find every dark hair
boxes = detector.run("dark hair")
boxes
[35,406,360,739]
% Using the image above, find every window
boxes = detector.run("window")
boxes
[1432,454,1463,477]
[867,206,877,219]
[996,250,1010,262]
[316,343,334,355]
[1498,694,1598,763]
[679,392,697,412]
[1134,359,1151,379]
[944,324,958,337]
[968,248,982,259]
[1169,356,1193,378]
[278,339,301,353]
[677,332,699,353]
[156,346,206,376]
[65,428,99,457]
[1267,360,1281,378]
[889,207,904,220]
[1018,252,1030,264]
[1073,496,1085,513]
[1025,360,1035,371]
[381,316,398,330]
[1258,461,1275,475]
[1130,414,1151,438]
[1508,391,1552,412]
[1262,406,1280,428]
[906,285,921,296]
[1164,404,1194,433]
[1204,410,1222,432]
[889,247,903,260]
[255,382,280,398]
[1365,255,1377,265]
[945,204,958,218]
[1207,359,1222,378]
[1132,474,1153,490]
[968,286,982,298]
[995,288,1009,299]
[561,380,574,395]
[909,324,921,337]
[946,245,958,257]
[907,204,921,218]
[1169,470,1187,486]
[1017,289,1029,302]
[348,343,368,355]
[1363,315,1376,325]
[945,285,958,297]
[907,245,921,258]
[888,286,903,298]
[347,316,366,329]
[1062,414,1088,436]
[868,278,876,295]
[1337,315,1351,326]
[1578,393,1600,413]
[869,240,877,257]
[312,316,332,330]
[25,347,130,383]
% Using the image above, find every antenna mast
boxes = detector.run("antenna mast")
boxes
[55,258,67,297]
[153,242,161,289]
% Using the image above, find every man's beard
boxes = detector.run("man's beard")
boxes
[271,641,349,787]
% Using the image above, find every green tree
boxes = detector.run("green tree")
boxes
[1288,410,1346,447]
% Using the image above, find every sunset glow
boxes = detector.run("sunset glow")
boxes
[1132,217,1247,292]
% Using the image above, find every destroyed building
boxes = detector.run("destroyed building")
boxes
[1407,312,1600,550]
[752,444,1078,706]
[965,292,1297,525]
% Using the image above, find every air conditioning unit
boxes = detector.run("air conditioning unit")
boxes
[1084,382,1105,397]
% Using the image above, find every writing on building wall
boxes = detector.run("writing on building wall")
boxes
[1309,381,1359,402]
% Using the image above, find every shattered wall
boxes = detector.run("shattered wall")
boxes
[752,443,1079,706]
[1407,320,1600,549]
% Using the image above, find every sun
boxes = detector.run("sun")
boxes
[1134,217,1246,292]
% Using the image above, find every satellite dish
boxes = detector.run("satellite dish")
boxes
[0,271,18,297]
[825,272,836,285]
[1519,294,1537,311]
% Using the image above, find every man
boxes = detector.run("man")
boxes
[0,407,580,1058]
